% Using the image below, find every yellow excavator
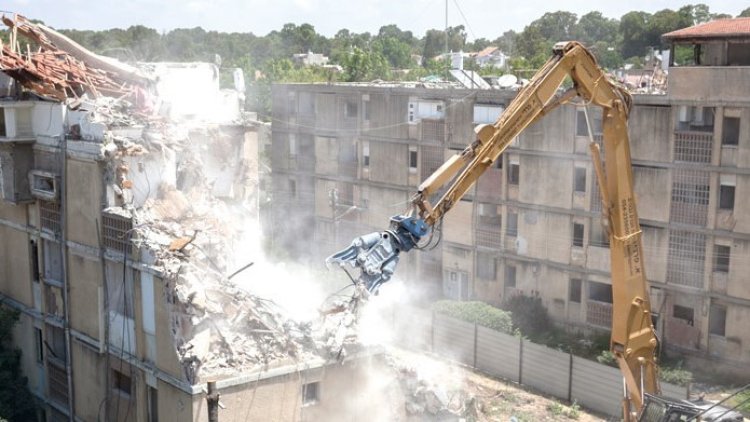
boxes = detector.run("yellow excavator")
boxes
[327,42,743,421]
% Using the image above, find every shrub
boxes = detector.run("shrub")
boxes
[431,300,513,333]
[659,362,693,387]
[500,295,552,340]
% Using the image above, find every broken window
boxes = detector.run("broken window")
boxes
[506,211,518,237]
[113,369,132,396]
[508,160,519,185]
[569,278,582,303]
[45,325,66,361]
[574,167,586,193]
[673,305,694,326]
[302,382,319,405]
[713,244,730,273]
[478,203,501,228]
[709,304,726,336]
[476,253,496,280]
[588,281,612,304]
[504,265,516,288]
[572,222,584,247]
[721,116,739,146]
[409,147,418,172]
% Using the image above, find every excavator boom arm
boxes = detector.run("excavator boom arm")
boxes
[327,41,658,419]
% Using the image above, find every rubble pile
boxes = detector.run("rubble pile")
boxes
[385,352,478,420]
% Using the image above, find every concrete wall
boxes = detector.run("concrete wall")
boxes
[668,67,750,103]
[66,159,103,247]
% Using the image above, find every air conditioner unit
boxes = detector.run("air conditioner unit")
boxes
[29,170,59,201]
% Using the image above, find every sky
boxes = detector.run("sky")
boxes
[3,0,748,40]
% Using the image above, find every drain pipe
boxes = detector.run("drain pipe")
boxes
[60,134,76,420]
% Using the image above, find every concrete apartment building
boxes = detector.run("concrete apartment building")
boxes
[0,16,393,422]
[270,18,750,376]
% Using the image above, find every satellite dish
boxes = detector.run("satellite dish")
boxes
[497,74,518,88]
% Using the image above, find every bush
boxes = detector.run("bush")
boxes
[596,350,616,367]
[500,295,552,341]
[659,362,693,387]
[431,300,513,333]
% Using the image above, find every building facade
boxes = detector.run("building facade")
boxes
[270,21,750,376]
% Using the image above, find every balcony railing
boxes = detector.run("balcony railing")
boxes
[674,131,713,163]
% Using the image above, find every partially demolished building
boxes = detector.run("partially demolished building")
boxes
[270,18,750,377]
[0,15,390,422]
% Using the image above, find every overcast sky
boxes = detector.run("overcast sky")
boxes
[3,0,747,40]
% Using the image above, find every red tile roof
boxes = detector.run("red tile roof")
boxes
[663,17,750,40]
[476,46,499,57]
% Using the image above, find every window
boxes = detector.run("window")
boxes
[30,240,40,282]
[46,325,66,360]
[289,134,297,157]
[148,387,159,422]
[574,167,586,193]
[708,304,726,336]
[478,203,501,227]
[39,201,61,233]
[506,211,518,237]
[113,369,132,396]
[713,244,730,273]
[569,279,582,303]
[473,104,504,124]
[722,116,739,146]
[494,157,502,169]
[102,212,133,254]
[588,281,612,303]
[504,265,516,288]
[344,100,357,118]
[288,179,297,198]
[589,219,609,248]
[409,147,418,172]
[572,223,584,247]
[35,327,43,363]
[302,382,319,405]
[508,161,519,185]
[719,184,735,210]
[106,262,135,318]
[477,253,496,280]
[362,142,370,167]
[576,108,602,136]
[673,305,694,326]
[43,240,63,283]
[363,100,370,121]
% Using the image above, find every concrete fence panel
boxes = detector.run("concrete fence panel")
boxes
[571,356,623,418]
[475,326,521,382]
[521,340,571,399]
[433,314,475,366]
[660,381,688,401]
[394,306,432,352]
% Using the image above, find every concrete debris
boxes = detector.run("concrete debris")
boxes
[385,353,477,421]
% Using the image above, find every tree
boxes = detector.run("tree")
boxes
[738,7,750,17]
[576,11,619,46]
[340,47,391,82]
[0,308,36,421]
[372,36,413,68]
[620,11,651,58]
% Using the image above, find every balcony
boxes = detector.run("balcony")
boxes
[674,131,713,163]
[668,66,750,103]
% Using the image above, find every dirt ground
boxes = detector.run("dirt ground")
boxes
[389,348,607,422]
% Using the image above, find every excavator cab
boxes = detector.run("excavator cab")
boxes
[638,394,743,422]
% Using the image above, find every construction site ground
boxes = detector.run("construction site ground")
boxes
[388,347,607,421]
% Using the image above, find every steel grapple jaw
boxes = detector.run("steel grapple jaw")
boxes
[325,215,430,294]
